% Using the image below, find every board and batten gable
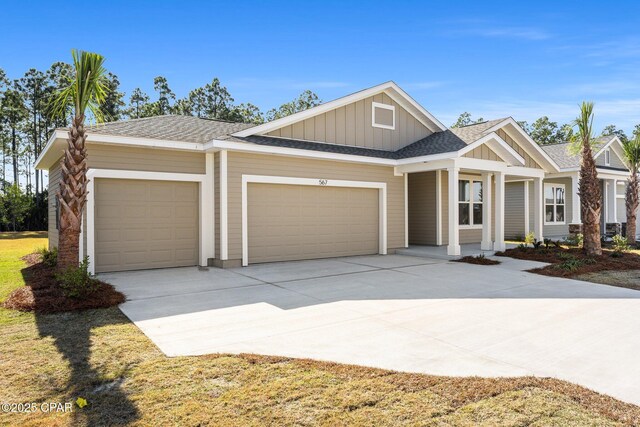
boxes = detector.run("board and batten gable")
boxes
[463,145,501,162]
[225,152,406,263]
[265,93,432,151]
[496,128,542,169]
[595,148,627,170]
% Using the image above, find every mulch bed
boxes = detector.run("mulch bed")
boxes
[2,253,125,314]
[495,246,640,278]
[454,255,501,265]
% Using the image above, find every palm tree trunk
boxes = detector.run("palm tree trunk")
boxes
[57,114,88,270]
[579,142,602,256]
[626,169,639,245]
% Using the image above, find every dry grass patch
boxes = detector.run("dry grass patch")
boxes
[1,233,639,426]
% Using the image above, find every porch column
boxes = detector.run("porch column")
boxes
[607,179,618,223]
[481,172,493,250]
[533,177,544,241]
[447,167,460,256]
[494,172,506,251]
[571,173,581,224]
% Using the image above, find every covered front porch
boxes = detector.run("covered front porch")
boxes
[401,156,546,256]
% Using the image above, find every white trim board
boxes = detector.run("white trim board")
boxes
[241,175,388,267]
[85,168,208,275]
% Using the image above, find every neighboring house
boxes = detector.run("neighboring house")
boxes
[505,135,629,238]
[36,81,561,274]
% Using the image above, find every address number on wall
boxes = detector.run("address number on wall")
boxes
[318,179,328,186]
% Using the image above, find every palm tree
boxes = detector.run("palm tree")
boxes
[622,136,640,245]
[51,50,108,269]
[570,102,602,256]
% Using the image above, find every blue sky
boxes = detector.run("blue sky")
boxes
[3,0,640,132]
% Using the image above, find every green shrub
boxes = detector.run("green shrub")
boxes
[612,234,630,254]
[556,255,584,272]
[564,234,583,248]
[524,232,535,246]
[55,257,98,299]
[39,247,58,267]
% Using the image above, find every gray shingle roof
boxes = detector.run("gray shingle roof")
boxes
[86,115,254,144]
[540,135,614,169]
[394,118,508,159]
[450,118,508,143]
[81,115,572,166]
[221,135,398,159]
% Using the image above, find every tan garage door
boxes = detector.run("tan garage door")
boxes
[95,179,199,273]
[248,183,379,264]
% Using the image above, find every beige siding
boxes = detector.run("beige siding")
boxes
[247,184,379,263]
[463,145,500,161]
[497,129,542,169]
[47,160,62,250]
[408,172,437,245]
[87,144,206,174]
[226,152,405,262]
[505,182,526,239]
[266,93,432,151]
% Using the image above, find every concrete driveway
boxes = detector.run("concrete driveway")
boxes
[101,255,640,406]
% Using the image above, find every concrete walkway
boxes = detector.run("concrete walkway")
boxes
[101,255,640,406]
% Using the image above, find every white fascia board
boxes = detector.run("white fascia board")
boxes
[457,133,525,166]
[593,135,619,158]
[382,83,447,131]
[35,129,63,169]
[232,81,446,137]
[207,139,397,166]
[483,117,561,172]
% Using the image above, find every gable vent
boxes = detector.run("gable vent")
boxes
[372,102,395,130]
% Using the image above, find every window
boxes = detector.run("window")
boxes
[605,149,611,166]
[458,179,483,228]
[371,102,395,130]
[55,198,60,230]
[544,183,565,224]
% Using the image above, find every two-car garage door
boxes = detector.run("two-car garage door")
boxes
[95,179,199,273]
[93,179,380,271]
[247,183,380,264]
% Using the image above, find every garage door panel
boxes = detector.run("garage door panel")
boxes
[248,183,379,264]
[95,179,198,272]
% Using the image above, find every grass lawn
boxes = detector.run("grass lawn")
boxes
[2,233,639,426]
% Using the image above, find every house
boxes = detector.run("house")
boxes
[537,135,637,238]
[36,82,573,274]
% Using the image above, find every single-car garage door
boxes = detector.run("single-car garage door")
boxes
[247,183,379,263]
[95,179,199,272]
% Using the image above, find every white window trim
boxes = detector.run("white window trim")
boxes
[544,182,566,225]
[458,177,483,230]
[605,149,611,166]
[85,168,210,275]
[371,102,395,130]
[241,175,387,267]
